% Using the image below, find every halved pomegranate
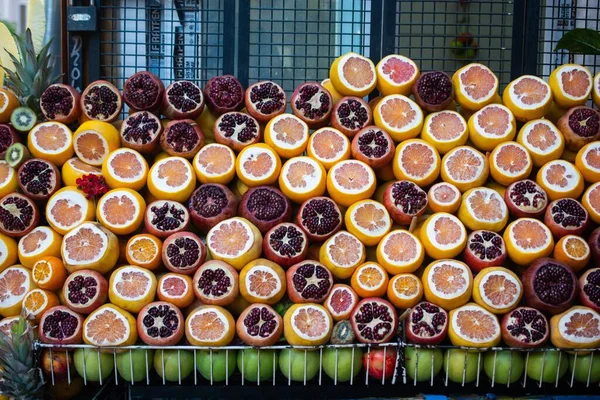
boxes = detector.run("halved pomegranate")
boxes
[290,82,333,128]
[144,200,190,239]
[17,159,61,201]
[238,186,292,234]
[0,193,39,237]
[137,301,184,346]
[192,260,239,306]
[244,81,286,122]
[204,75,244,115]
[160,119,205,159]
[350,298,398,344]
[501,306,549,348]
[504,179,548,218]
[236,303,283,346]
[122,71,165,112]
[521,257,577,314]
[80,80,122,122]
[162,232,207,275]
[213,111,261,152]
[161,80,205,120]
[405,301,448,345]
[40,84,81,124]
[579,268,600,312]
[120,111,163,154]
[330,96,372,137]
[0,124,18,158]
[38,306,83,345]
[286,260,333,303]
[62,270,108,314]
[412,71,454,113]
[382,181,428,225]
[350,126,395,169]
[188,183,238,233]
[544,198,589,238]
[296,197,342,242]
[263,222,308,267]
[463,230,507,273]
[324,284,359,321]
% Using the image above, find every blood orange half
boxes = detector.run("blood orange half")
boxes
[156,273,194,309]
[324,284,358,321]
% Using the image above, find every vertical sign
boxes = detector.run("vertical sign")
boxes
[69,34,83,93]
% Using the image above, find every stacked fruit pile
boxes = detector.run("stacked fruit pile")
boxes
[1,51,600,386]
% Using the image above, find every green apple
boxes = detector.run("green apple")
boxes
[73,348,114,382]
[322,347,363,382]
[237,349,277,382]
[405,347,443,382]
[196,349,237,382]
[443,349,481,384]
[527,351,568,383]
[116,349,154,382]
[153,350,194,382]
[483,350,524,384]
[279,349,320,382]
[569,353,600,383]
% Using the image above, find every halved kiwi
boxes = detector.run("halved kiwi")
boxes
[5,143,30,168]
[10,107,37,132]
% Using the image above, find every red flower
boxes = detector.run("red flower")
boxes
[76,174,109,199]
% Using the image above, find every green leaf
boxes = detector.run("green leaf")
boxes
[555,28,600,55]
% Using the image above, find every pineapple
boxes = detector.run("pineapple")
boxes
[0,317,43,399]
[2,28,59,117]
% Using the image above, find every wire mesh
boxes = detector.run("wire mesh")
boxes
[393,0,514,88]
[538,0,600,81]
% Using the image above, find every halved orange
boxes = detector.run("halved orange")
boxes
[206,217,263,270]
[264,113,309,159]
[329,52,377,97]
[108,265,157,313]
[239,258,286,305]
[448,303,501,348]
[235,143,281,187]
[583,182,600,224]
[536,159,584,201]
[503,218,554,265]
[192,143,236,185]
[375,54,419,96]
[0,161,17,198]
[61,221,119,274]
[46,186,95,235]
[575,141,600,183]
[420,212,467,259]
[422,259,473,310]
[31,256,67,291]
[73,120,121,166]
[83,303,138,347]
[467,104,516,151]
[344,199,392,246]
[156,273,195,309]
[306,127,351,170]
[17,226,62,268]
[283,303,333,346]
[452,63,499,111]
[102,148,148,190]
[393,139,440,187]
[503,75,553,121]
[548,64,593,109]
[125,234,162,270]
[22,288,59,322]
[420,110,468,154]
[61,157,102,187]
[0,266,33,317]
[376,229,424,274]
[319,230,366,279]
[185,305,235,346]
[387,273,423,309]
[458,187,508,232]
[27,122,74,166]
[489,142,533,186]
[350,262,389,298]
[472,267,523,314]
[326,159,376,207]
[279,156,326,204]
[516,119,564,167]
[553,234,590,271]
[0,232,17,273]
[427,182,461,213]
[147,156,195,202]
[96,188,146,235]
[373,95,424,142]
[440,146,489,192]
[0,88,18,123]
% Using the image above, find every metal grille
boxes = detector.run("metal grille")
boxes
[245,0,372,94]
[98,0,227,90]
[393,0,514,88]
[538,0,600,80]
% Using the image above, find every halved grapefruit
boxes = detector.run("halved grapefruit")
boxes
[156,273,195,309]
[503,218,554,265]
[326,159,376,207]
[192,143,236,185]
[536,159,584,201]
[330,52,377,97]
[420,213,467,259]
[147,156,195,202]
[440,146,489,193]
[0,266,33,317]
[472,267,523,314]
[320,230,366,279]
[108,265,157,313]
[422,259,473,310]
[393,139,440,187]
[467,104,516,151]
[503,75,553,121]
[185,305,235,346]
[279,156,326,204]
[306,127,351,170]
[375,54,419,96]
[344,199,391,246]
[46,186,96,235]
[457,187,509,232]
[489,141,533,186]
[239,258,286,305]
[516,119,564,167]
[448,303,501,347]
[324,284,358,321]
[102,148,148,190]
[96,188,146,235]
[0,161,17,198]
[264,113,309,159]
[206,217,263,270]
[376,229,424,274]
[575,141,600,183]
[420,110,468,154]
[283,303,333,346]
[17,226,62,268]
[583,182,600,224]
[373,95,424,142]
[61,221,119,274]
[235,143,281,187]
[0,232,17,273]
[548,64,593,109]
[61,157,102,187]
[73,121,121,166]
[427,182,461,213]
[27,122,74,166]
[452,63,499,111]
[83,303,137,347]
